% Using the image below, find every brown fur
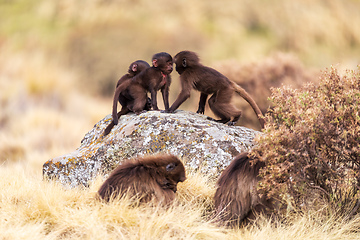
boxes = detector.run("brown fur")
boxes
[214,152,272,226]
[166,51,265,128]
[115,60,152,112]
[98,154,186,205]
[114,52,172,112]
[104,60,151,136]
[116,60,150,87]
[104,53,173,136]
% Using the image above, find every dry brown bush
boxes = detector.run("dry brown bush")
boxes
[252,66,360,215]
[216,53,317,129]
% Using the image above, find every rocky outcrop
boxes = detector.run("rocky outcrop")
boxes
[43,110,260,187]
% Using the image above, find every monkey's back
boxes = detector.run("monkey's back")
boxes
[214,153,263,224]
[133,67,163,91]
[184,66,232,94]
[98,162,163,202]
[98,155,185,204]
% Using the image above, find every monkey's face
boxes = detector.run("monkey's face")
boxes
[174,51,199,75]
[165,161,186,183]
[152,52,173,75]
[174,55,184,74]
[158,157,186,193]
[157,57,173,75]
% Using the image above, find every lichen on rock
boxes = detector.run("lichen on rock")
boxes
[43,110,260,187]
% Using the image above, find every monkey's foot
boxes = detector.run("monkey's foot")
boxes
[196,109,205,114]
[161,109,173,113]
[228,115,240,126]
[207,117,231,124]
[227,121,237,126]
[135,110,147,115]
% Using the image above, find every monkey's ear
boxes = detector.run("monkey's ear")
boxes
[182,58,187,68]
[166,163,177,171]
[131,63,138,72]
[152,59,158,67]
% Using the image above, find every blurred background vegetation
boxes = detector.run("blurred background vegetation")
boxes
[0,0,360,169]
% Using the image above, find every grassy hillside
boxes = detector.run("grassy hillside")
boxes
[1,164,360,239]
[0,0,359,238]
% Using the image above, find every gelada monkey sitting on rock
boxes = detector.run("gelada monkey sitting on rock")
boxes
[98,154,186,205]
[104,60,151,136]
[164,50,265,128]
[104,52,173,135]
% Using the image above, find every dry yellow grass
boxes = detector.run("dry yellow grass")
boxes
[1,163,360,239]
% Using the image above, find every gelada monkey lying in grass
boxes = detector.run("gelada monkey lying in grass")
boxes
[98,154,186,205]
[164,51,265,128]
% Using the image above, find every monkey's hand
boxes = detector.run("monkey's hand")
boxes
[135,110,147,115]
[196,108,205,114]
[227,121,236,126]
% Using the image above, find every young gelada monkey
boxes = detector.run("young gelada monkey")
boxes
[164,51,265,128]
[98,154,186,205]
[104,60,151,136]
[116,52,173,110]
[105,52,173,134]
[115,60,151,107]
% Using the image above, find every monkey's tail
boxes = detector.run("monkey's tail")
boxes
[103,79,132,136]
[111,79,132,125]
[104,121,115,136]
[232,82,265,128]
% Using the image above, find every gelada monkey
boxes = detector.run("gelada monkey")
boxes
[115,60,151,109]
[115,52,173,112]
[214,152,273,226]
[98,154,186,205]
[165,51,265,128]
[104,52,173,135]
[104,60,151,136]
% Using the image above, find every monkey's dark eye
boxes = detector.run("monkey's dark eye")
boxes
[166,163,177,171]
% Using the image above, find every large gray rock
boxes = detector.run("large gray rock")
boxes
[43,110,260,187]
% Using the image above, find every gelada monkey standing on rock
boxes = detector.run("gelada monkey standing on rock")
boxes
[164,51,265,128]
[104,60,151,136]
[104,52,173,135]
[98,154,186,205]
[214,152,273,226]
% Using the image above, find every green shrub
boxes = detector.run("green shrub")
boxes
[252,66,360,213]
